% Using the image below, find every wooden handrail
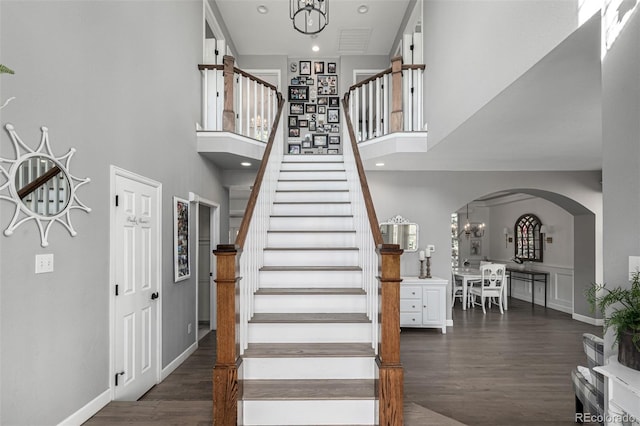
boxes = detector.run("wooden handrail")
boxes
[402,64,426,71]
[17,165,62,199]
[197,64,278,92]
[234,92,285,248]
[198,64,224,71]
[346,63,425,93]
[341,97,383,245]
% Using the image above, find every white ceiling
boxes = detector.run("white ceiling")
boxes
[213,0,412,57]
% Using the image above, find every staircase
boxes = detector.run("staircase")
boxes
[240,154,377,425]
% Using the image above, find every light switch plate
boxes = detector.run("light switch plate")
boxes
[427,244,435,252]
[35,254,54,274]
[629,256,640,280]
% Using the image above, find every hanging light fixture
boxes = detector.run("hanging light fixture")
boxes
[457,204,485,239]
[290,0,329,35]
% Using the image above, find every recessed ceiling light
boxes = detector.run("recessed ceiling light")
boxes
[358,5,369,14]
[257,5,268,14]
[241,162,252,167]
[375,162,385,167]
[312,45,320,52]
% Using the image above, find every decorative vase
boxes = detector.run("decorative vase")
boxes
[618,329,640,371]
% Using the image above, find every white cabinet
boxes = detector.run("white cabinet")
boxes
[594,356,640,426]
[400,277,447,333]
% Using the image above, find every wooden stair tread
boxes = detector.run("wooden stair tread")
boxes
[263,247,358,251]
[280,169,346,172]
[275,189,348,192]
[273,201,350,204]
[278,179,348,182]
[250,313,370,323]
[244,343,375,358]
[270,214,353,217]
[255,288,365,295]
[260,265,361,271]
[267,230,356,233]
[242,379,375,400]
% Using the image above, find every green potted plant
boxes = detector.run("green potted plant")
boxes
[587,271,640,371]
[0,64,15,110]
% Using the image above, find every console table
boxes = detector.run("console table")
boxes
[594,356,640,425]
[400,277,447,333]
[506,268,549,307]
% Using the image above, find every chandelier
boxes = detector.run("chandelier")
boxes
[457,204,485,239]
[290,0,329,35]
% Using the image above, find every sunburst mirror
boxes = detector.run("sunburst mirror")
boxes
[0,123,91,247]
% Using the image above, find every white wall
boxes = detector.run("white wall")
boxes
[0,1,229,424]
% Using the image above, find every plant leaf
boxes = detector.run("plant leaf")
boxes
[0,64,15,75]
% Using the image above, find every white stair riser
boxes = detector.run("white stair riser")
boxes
[275,191,350,203]
[263,250,359,267]
[267,232,356,248]
[270,216,354,230]
[243,357,375,380]
[272,203,351,216]
[254,294,366,313]
[277,180,348,191]
[243,400,375,426]
[259,270,362,288]
[279,171,346,181]
[281,162,345,171]
[248,322,371,343]
[283,154,344,163]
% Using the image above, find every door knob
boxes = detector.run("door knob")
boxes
[151,292,159,300]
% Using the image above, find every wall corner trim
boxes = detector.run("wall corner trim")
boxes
[572,312,604,326]
[56,389,110,426]
[161,340,199,381]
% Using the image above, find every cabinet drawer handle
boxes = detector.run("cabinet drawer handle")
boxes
[412,305,416,308]
[412,318,416,322]
[411,292,416,295]
[423,305,426,308]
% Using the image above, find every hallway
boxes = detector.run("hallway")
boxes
[86,298,600,425]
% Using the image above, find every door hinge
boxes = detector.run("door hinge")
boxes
[115,284,119,296]
[115,195,119,207]
[210,272,213,277]
[115,371,125,386]
[216,91,220,97]
[214,49,219,56]
[410,44,414,51]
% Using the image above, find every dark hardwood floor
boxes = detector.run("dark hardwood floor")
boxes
[86,298,600,425]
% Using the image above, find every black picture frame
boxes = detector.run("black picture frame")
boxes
[329,97,340,107]
[288,144,301,154]
[327,108,340,123]
[288,86,309,102]
[314,61,324,74]
[317,97,328,105]
[328,62,337,74]
[290,103,304,115]
[330,124,340,133]
[309,121,317,131]
[329,135,341,144]
[313,134,328,147]
[302,139,312,148]
[289,128,300,137]
[328,148,339,154]
[306,78,314,86]
[318,106,326,114]
[299,61,311,75]
[288,116,298,128]
[298,119,309,128]
[305,103,317,113]
[291,78,300,85]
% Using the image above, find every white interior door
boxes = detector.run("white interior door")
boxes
[113,173,161,401]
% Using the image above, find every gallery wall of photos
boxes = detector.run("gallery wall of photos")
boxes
[287,59,341,155]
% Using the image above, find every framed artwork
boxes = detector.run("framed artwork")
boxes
[288,144,301,154]
[329,135,340,144]
[290,103,304,115]
[471,239,482,256]
[330,124,340,133]
[318,106,326,114]
[314,61,324,74]
[289,116,298,128]
[313,134,328,147]
[305,104,317,114]
[291,78,300,85]
[306,78,314,86]
[317,75,338,95]
[302,139,312,148]
[299,61,311,75]
[318,97,328,105]
[327,108,340,123]
[328,148,339,154]
[328,62,337,73]
[298,119,309,128]
[174,196,190,282]
[288,86,309,102]
[289,128,300,137]
[309,121,317,131]
[329,97,340,107]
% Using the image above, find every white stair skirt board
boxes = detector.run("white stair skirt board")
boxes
[262,248,359,267]
[279,171,347,181]
[243,357,375,380]
[247,322,372,343]
[267,230,357,248]
[269,215,354,230]
[277,180,349,191]
[281,161,346,171]
[259,268,362,288]
[274,190,350,203]
[283,154,344,162]
[254,292,367,314]
[271,202,352,216]
[242,400,376,426]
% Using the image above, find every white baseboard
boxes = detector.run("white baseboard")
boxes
[573,312,604,326]
[446,320,453,327]
[57,389,110,426]
[162,340,198,380]
[547,301,573,315]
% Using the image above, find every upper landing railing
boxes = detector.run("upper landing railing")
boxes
[199,56,279,142]
[346,56,425,142]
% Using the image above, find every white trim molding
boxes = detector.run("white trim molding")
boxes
[573,313,604,326]
[162,341,199,381]
[56,389,110,426]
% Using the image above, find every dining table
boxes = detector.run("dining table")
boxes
[452,267,509,311]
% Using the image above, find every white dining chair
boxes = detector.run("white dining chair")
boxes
[451,271,465,307]
[469,263,506,314]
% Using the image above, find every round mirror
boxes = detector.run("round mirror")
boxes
[13,155,71,217]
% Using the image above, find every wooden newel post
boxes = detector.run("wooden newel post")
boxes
[390,56,404,133]
[212,244,241,426]
[222,55,236,132]
[377,243,404,426]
